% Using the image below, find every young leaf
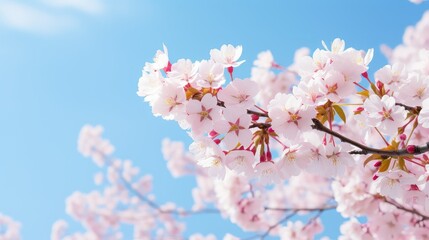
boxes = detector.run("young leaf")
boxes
[333,105,346,123]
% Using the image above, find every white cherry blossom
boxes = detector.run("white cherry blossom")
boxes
[418,98,429,128]
[210,44,245,68]
[150,44,169,71]
[196,60,225,89]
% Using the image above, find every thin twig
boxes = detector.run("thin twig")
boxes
[384,198,429,223]
[396,103,421,112]
[311,118,429,157]
[264,205,337,212]
[247,109,269,117]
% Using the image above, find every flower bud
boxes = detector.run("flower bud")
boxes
[251,114,259,121]
[374,161,382,168]
[209,130,218,138]
[376,81,384,90]
[406,145,416,154]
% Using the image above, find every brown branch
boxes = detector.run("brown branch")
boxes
[249,123,271,129]
[121,175,220,215]
[243,205,336,240]
[264,205,337,212]
[247,109,269,118]
[384,198,429,223]
[311,118,429,157]
[242,212,298,240]
[396,103,421,112]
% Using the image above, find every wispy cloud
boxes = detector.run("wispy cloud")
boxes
[0,2,75,34]
[0,0,106,34]
[41,0,105,15]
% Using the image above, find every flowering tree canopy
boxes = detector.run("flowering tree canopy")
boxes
[1,2,429,240]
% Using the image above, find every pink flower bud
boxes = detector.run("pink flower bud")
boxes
[163,61,172,73]
[266,151,272,161]
[260,154,266,162]
[209,130,218,138]
[376,80,384,90]
[407,145,416,154]
[354,107,364,114]
[214,139,221,145]
[374,161,382,167]
[399,134,407,141]
[372,175,379,180]
[251,114,259,121]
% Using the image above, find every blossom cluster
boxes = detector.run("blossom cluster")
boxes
[135,9,429,239]
[137,35,429,205]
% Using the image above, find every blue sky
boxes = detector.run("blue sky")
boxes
[0,0,427,239]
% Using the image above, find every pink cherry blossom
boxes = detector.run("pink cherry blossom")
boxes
[224,150,255,177]
[373,170,416,199]
[151,80,186,120]
[168,59,199,86]
[210,44,245,68]
[268,93,315,139]
[276,144,310,178]
[254,161,281,185]
[374,63,408,93]
[186,94,221,135]
[397,73,429,106]
[214,107,252,150]
[363,95,406,136]
[217,78,258,108]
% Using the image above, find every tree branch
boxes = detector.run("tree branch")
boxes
[396,103,421,112]
[264,205,337,212]
[311,118,429,157]
[384,198,429,223]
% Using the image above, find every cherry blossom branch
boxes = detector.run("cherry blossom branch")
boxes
[247,109,269,118]
[384,198,429,223]
[217,99,269,118]
[264,205,337,212]
[120,175,220,215]
[249,123,271,129]
[242,205,336,240]
[242,211,298,240]
[396,103,421,112]
[311,118,429,157]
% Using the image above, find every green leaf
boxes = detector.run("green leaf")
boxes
[333,105,346,123]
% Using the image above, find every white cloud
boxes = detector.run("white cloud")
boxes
[41,0,104,15]
[0,2,75,34]
[0,0,106,34]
